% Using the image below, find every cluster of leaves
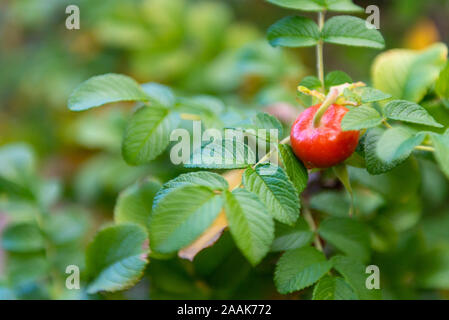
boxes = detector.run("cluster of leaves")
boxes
[0,144,90,299]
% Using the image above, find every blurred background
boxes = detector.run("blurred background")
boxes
[1,0,449,300]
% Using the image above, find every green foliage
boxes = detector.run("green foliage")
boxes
[271,218,314,252]
[274,247,332,294]
[224,189,274,266]
[341,105,383,131]
[331,255,381,300]
[313,275,356,300]
[322,16,385,49]
[372,43,448,102]
[85,224,149,294]
[267,0,362,12]
[243,164,300,225]
[278,144,309,194]
[430,131,449,179]
[122,105,180,165]
[150,185,224,253]
[384,100,443,128]
[267,16,320,48]
[68,74,149,111]
[114,179,161,232]
[318,217,371,263]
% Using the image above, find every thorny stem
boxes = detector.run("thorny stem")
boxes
[303,208,323,252]
[317,11,325,92]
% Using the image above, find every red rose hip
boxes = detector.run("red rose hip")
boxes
[290,104,359,169]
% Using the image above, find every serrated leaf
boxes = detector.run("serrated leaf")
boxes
[122,105,180,165]
[150,185,224,253]
[322,16,385,49]
[86,224,148,294]
[278,144,308,194]
[224,189,274,265]
[384,100,443,128]
[313,275,357,300]
[114,179,161,232]
[274,247,332,294]
[268,16,320,48]
[185,138,256,169]
[153,171,229,208]
[271,218,314,252]
[376,127,425,164]
[355,87,392,103]
[68,74,149,111]
[243,164,300,225]
[372,43,448,102]
[331,255,381,300]
[364,127,407,175]
[253,112,284,138]
[341,105,383,131]
[141,82,175,108]
[325,71,352,89]
[430,131,449,179]
[2,223,44,253]
[318,217,371,263]
[266,0,362,12]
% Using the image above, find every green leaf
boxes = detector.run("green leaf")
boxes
[356,87,392,103]
[266,0,362,12]
[2,223,44,253]
[274,247,332,294]
[372,43,448,102]
[122,105,180,165]
[243,164,300,225]
[86,224,148,294]
[331,255,381,300]
[299,76,322,90]
[376,127,425,164]
[271,218,314,252]
[68,74,149,111]
[153,171,229,208]
[0,144,35,198]
[341,105,383,131]
[224,189,274,265]
[312,275,357,300]
[310,191,350,217]
[141,82,175,108]
[177,95,225,116]
[325,71,352,89]
[318,217,371,263]
[267,16,320,48]
[185,138,256,169]
[322,16,385,49]
[114,179,161,231]
[278,144,309,194]
[150,185,224,253]
[364,127,408,175]
[253,112,284,138]
[45,208,89,245]
[384,100,443,128]
[436,62,449,99]
[430,131,449,179]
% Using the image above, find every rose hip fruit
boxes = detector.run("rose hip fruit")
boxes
[290,104,359,169]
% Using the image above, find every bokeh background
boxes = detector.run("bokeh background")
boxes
[1,0,449,300]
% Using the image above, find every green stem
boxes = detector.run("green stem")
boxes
[313,87,339,127]
[316,11,325,92]
[415,145,435,152]
[253,136,290,168]
[303,208,323,252]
